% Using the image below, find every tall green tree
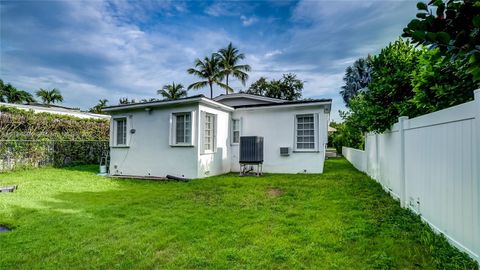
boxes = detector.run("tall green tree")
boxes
[157,82,188,100]
[348,39,422,132]
[36,88,64,104]
[246,73,303,100]
[187,54,230,99]
[340,56,373,106]
[216,42,251,94]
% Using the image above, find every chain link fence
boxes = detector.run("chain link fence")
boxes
[0,140,109,172]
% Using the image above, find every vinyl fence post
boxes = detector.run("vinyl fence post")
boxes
[398,116,408,208]
[375,133,379,180]
[474,89,480,259]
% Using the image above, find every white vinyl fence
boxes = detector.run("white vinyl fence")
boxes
[343,90,480,263]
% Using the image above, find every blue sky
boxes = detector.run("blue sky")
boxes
[0,0,417,120]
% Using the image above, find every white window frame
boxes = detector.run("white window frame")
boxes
[200,111,217,154]
[170,111,194,147]
[231,118,240,145]
[112,116,128,147]
[294,113,318,152]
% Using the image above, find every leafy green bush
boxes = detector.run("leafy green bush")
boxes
[346,39,478,133]
[411,48,478,114]
[348,39,422,133]
[329,117,364,154]
[402,0,480,80]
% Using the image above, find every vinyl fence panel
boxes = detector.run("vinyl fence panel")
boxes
[343,90,480,263]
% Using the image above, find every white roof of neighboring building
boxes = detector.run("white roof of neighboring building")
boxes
[0,102,110,120]
[328,126,337,132]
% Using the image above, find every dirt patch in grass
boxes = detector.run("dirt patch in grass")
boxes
[267,187,283,198]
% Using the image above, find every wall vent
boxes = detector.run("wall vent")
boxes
[280,147,290,156]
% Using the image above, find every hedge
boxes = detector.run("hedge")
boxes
[0,106,110,171]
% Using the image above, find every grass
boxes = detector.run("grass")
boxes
[0,158,477,269]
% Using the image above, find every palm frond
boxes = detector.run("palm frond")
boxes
[216,81,234,94]
[188,81,208,90]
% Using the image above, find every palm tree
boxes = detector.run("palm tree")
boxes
[6,89,35,104]
[340,56,373,106]
[157,82,188,100]
[97,99,108,108]
[89,99,108,113]
[187,54,230,99]
[0,79,7,102]
[216,42,251,94]
[0,80,35,104]
[36,88,64,104]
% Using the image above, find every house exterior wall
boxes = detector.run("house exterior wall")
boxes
[109,104,199,179]
[230,105,329,173]
[108,100,331,179]
[196,104,232,178]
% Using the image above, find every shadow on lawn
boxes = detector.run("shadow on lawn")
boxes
[61,164,99,173]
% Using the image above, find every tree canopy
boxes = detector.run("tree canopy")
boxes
[347,39,422,132]
[157,82,188,100]
[0,80,36,104]
[340,56,373,107]
[89,99,108,114]
[187,54,230,99]
[245,73,303,101]
[402,0,480,79]
[216,42,251,93]
[36,88,64,104]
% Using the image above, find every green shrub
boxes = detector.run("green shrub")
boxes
[0,106,109,171]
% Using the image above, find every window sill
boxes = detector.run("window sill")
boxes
[170,144,194,147]
[200,151,216,155]
[112,145,130,148]
[293,150,320,153]
[230,143,239,146]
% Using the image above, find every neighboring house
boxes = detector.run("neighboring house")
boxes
[103,93,332,179]
[0,102,110,120]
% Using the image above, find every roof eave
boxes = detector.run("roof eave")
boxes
[234,101,332,111]
[213,93,286,103]
[103,97,234,113]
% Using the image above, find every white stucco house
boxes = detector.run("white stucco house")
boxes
[103,93,332,179]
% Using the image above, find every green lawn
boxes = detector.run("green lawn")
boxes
[0,158,477,269]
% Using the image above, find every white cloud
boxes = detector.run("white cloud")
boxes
[264,49,282,58]
[240,15,258,26]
